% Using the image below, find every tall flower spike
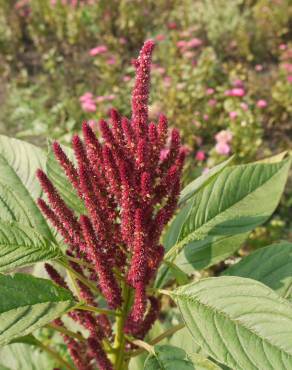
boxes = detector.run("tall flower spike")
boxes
[131,40,155,137]
[36,40,186,367]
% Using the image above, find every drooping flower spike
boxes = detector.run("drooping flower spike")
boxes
[36,40,185,369]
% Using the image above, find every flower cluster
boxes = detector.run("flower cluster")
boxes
[36,40,185,369]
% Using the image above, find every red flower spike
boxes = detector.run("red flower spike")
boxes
[131,40,155,138]
[80,215,122,308]
[87,337,113,370]
[52,141,79,193]
[36,41,186,365]
[45,263,70,290]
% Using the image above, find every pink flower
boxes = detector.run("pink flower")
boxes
[187,38,202,48]
[256,99,268,109]
[167,22,177,30]
[89,45,108,56]
[287,75,292,83]
[123,75,131,82]
[215,142,231,155]
[107,57,116,65]
[208,98,217,107]
[279,44,287,50]
[104,94,116,101]
[206,88,215,95]
[215,130,233,143]
[240,102,249,111]
[79,92,94,102]
[177,40,187,48]
[229,111,238,120]
[156,34,165,41]
[255,64,263,72]
[283,63,292,73]
[225,88,245,97]
[233,79,244,88]
[203,114,209,121]
[81,101,97,112]
[195,150,206,161]
[163,76,171,88]
[119,37,127,45]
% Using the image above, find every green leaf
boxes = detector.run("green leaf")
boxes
[0,221,62,273]
[46,144,86,214]
[8,335,39,346]
[223,241,292,300]
[0,273,76,346]
[144,345,195,370]
[170,276,292,370]
[166,157,291,261]
[175,233,248,273]
[179,156,234,206]
[189,353,223,369]
[0,136,45,199]
[0,136,52,239]
[0,343,58,370]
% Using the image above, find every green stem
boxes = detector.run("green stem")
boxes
[57,259,101,296]
[113,282,131,370]
[76,304,120,317]
[47,323,85,342]
[127,323,185,358]
[38,341,75,370]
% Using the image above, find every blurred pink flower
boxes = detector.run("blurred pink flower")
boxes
[229,111,238,120]
[177,40,188,48]
[202,167,210,174]
[119,37,127,45]
[283,63,292,73]
[123,75,131,82]
[104,94,116,101]
[256,99,268,109]
[206,88,215,95]
[107,57,116,65]
[195,150,206,161]
[208,98,217,107]
[203,114,209,121]
[156,34,166,41]
[167,22,177,30]
[215,142,231,155]
[240,102,249,111]
[279,44,287,50]
[188,38,202,48]
[255,64,263,72]
[233,79,244,88]
[89,45,108,56]
[81,101,96,112]
[287,75,292,83]
[225,88,245,97]
[79,92,94,102]
[215,130,233,143]
[163,76,172,88]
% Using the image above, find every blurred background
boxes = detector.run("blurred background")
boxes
[0,0,291,249]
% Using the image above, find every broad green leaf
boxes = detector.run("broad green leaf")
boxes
[144,345,195,370]
[175,233,248,273]
[0,343,58,370]
[170,276,292,370]
[223,241,292,300]
[179,156,234,206]
[0,136,52,239]
[46,145,86,214]
[0,136,45,199]
[166,157,291,261]
[0,182,33,225]
[0,221,62,273]
[0,273,76,346]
